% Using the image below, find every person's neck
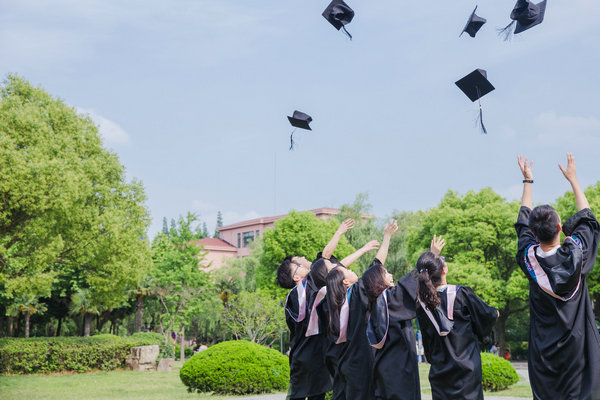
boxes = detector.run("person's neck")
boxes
[440,276,447,286]
[540,237,561,252]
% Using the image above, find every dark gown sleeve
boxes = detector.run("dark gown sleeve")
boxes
[514,206,537,272]
[285,288,299,336]
[461,286,498,341]
[562,208,600,275]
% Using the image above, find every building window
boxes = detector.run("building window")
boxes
[255,230,260,238]
[237,233,241,248]
[242,231,255,247]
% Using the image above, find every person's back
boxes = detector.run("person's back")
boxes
[515,154,600,400]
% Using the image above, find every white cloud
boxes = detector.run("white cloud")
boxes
[535,111,600,146]
[77,108,131,146]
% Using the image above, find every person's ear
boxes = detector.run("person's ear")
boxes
[442,265,448,275]
[293,274,302,283]
[557,224,562,234]
[342,279,350,288]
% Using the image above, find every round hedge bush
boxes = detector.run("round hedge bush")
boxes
[481,352,519,391]
[179,340,289,395]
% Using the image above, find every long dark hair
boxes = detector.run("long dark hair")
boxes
[416,251,445,310]
[362,262,390,312]
[326,268,347,339]
[311,258,328,288]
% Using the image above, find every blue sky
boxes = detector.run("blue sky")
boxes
[1,0,599,237]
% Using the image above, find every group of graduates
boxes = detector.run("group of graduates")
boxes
[276,154,600,400]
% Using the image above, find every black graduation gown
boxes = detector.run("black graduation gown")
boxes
[285,273,333,398]
[335,278,376,400]
[515,206,600,400]
[367,266,420,400]
[417,285,497,400]
[316,297,347,400]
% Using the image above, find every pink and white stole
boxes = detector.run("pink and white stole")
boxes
[285,279,307,323]
[305,287,327,337]
[336,287,353,344]
[417,285,457,337]
[524,238,582,301]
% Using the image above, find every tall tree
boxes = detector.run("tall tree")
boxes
[0,75,152,334]
[162,217,169,235]
[202,222,209,238]
[149,214,209,345]
[214,211,223,238]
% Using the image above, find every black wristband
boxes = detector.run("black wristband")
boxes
[523,179,534,184]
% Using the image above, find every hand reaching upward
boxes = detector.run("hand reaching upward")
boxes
[517,155,533,180]
[430,235,446,256]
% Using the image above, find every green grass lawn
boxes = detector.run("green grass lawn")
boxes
[0,361,532,400]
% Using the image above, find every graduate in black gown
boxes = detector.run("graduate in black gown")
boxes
[325,220,398,400]
[364,221,421,400]
[278,219,378,400]
[416,236,498,400]
[515,154,600,400]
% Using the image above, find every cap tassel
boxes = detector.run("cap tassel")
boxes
[476,86,487,134]
[341,26,353,40]
[497,20,515,41]
[289,128,297,151]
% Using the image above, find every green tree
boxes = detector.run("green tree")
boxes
[257,211,355,292]
[214,211,223,238]
[149,214,209,346]
[0,75,152,336]
[162,217,169,235]
[221,290,287,345]
[406,188,528,353]
[69,289,101,337]
[202,223,209,238]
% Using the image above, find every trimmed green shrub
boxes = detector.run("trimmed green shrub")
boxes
[481,352,519,391]
[0,334,162,374]
[179,340,289,395]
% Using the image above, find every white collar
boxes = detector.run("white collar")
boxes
[536,244,561,258]
[436,284,448,292]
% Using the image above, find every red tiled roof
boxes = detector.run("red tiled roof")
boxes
[217,207,341,232]
[190,238,236,249]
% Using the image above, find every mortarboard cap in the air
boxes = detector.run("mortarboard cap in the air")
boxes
[455,69,495,102]
[322,0,355,39]
[287,110,312,130]
[499,0,547,40]
[455,69,495,134]
[460,6,487,38]
[287,110,312,150]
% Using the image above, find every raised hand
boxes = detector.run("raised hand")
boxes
[383,220,398,237]
[430,234,446,256]
[558,153,577,183]
[362,240,380,253]
[337,218,355,235]
[517,155,533,180]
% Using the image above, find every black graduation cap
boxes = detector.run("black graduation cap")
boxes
[499,0,547,40]
[287,110,312,150]
[455,69,495,133]
[322,0,355,40]
[460,6,487,38]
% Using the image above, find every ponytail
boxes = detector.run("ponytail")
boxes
[362,262,390,313]
[416,251,445,310]
[326,268,347,339]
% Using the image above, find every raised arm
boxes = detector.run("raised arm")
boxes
[559,153,590,211]
[517,155,533,210]
[340,240,379,267]
[322,218,354,259]
[430,234,446,256]
[375,220,398,265]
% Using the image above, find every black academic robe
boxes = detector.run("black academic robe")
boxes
[285,272,333,398]
[515,206,600,400]
[335,278,376,400]
[316,297,347,400]
[417,285,497,400]
[367,266,421,400]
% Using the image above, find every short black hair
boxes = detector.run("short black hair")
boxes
[529,205,561,243]
[311,258,328,289]
[276,256,296,289]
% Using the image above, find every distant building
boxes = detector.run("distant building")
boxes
[193,207,341,271]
